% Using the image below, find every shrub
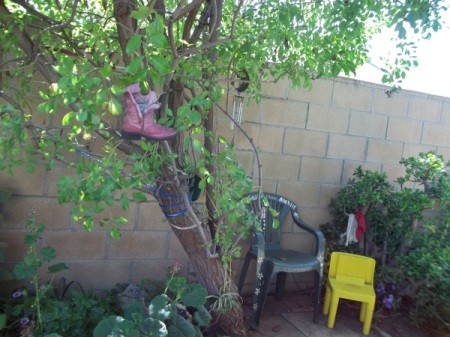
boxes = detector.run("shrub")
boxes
[320,151,449,329]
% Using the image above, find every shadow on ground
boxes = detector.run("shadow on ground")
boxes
[242,292,444,337]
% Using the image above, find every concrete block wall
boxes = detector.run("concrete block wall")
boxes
[1,76,450,295]
[222,77,450,293]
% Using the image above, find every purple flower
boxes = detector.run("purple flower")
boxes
[383,294,395,309]
[376,284,386,295]
[20,317,30,326]
[391,284,397,291]
[12,290,22,298]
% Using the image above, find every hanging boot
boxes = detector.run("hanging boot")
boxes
[121,84,177,141]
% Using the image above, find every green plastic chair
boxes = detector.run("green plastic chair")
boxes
[238,192,325,331]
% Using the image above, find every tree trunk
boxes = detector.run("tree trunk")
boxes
[155,178,247,337]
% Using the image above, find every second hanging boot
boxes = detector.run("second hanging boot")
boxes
[121,84,177,141]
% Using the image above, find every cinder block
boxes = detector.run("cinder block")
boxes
[299,157,342,184]
[131,260,178,284]
[261,99,308,128]
[372,90,409,117]
[295,208,331,228]
[341,161,382,184]
[243,98,262,124]
[436,147,450,160]
[281,232,314,254]
[43,230,107,261]
[0,165,45,196]
[408,97,441,122]
[422,123,450,147]
[261,78,290,99]
[332,81,373,111]
[277,182,320,208]
[402,144,436,159]
[0,230,28,262]
[386,117,422,143]
[2,196,72,230]
[442,101,450,125]
[349,110,388,138]
[382,164,407,184]
[45,163,76,197]
[288,78,334,105]
[108,230,169,260]
[235,150,256,174]
[367,139,403,164]
[307,104,350,133]
[327,134,367,161]
[283,129,328,157]
[318,185,342,208]
[137,202,169,231]
[68,261,132,290]
[258,179,277,193]
[235,122,284,153]
[259,153,300,180]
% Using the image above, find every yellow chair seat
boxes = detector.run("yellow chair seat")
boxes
[323,252,376,336]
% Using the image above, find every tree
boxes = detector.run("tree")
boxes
[0,0,447,335]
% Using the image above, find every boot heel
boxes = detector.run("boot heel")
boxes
[121,130,141,140]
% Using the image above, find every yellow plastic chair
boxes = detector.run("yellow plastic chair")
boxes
[323,252,376,336]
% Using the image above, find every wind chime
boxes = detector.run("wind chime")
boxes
[230,70,249,129]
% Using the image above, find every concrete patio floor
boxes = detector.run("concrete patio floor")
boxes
[242,292,431,337]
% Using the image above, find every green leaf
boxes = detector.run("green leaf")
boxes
[148,33,168,48]
[48,262,69,274]
[140,317,168,337]
[150,55,171,75]
[167,314,195,337]
[132,192,148,203]
[126,35,142,55]
[131,5,152,20]
[0,313,6,331]
[120,193,130,211]
[13,262,36,280]
[167,276,186,294]
[193,306,211,327]
[149,294,172,321]
[62,112,73,125]
[181,283,207,308]
[93,315,125,337]
[108,98,123,116]
[124,301,146,320]
[126,56,144,74]
[110,226,121,239]
[187,110,202,125]
[41,246,56,262]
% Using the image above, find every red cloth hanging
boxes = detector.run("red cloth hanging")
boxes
[355,209,366,240]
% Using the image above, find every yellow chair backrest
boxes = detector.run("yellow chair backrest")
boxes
[329,252,375,286]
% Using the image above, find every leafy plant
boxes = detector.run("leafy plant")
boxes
[321,151,449,329]
[94,273,211,337]
[1,211,115,336]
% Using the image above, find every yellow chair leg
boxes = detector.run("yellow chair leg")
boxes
[327,297,339,329]
[359,302,367,322]
[362,302,375,335]
[323,286,331,315]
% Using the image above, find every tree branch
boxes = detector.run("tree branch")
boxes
[170,0,206,23]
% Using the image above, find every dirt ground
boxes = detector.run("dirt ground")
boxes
[337,300,449,337]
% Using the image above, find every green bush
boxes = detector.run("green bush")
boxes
[0,211,115,336]
[320,151,449,329]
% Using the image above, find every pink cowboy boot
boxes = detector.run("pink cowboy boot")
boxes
[121,84,177,141]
